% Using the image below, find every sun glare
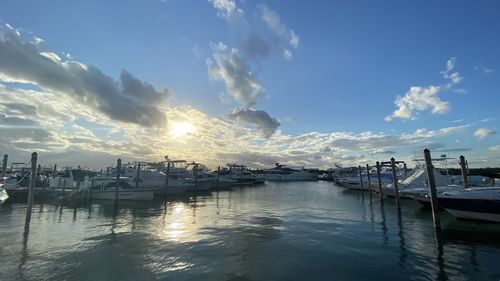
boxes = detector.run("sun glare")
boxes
[170,121,196,137]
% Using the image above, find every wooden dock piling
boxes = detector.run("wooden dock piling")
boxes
[358,165,364,191]
[366,164,372,193]
[164,158,170,200]
[216,165,221,191]
[135,162,141,189]
[1,154,7,181]
[423,149,441,230]
[391,158,401,209]
[459,155,469,188]
[115,159,121,201]
[25,152,37,230]
[376,161,383,199]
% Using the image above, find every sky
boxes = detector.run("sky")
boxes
[0,0,499,169]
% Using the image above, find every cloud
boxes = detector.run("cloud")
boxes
[257,3,299,59]
[440,57,462,86]
[257,4,299,48]
[0,24,169,127]
[482,67,495,74]
[474,128,496,139]
[385,85,449,121]
[207,42,264,108]
[385,58,463,122]
[208,0,243,20]
[227,108,280,137]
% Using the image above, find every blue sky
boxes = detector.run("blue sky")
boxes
[0,0,499,168]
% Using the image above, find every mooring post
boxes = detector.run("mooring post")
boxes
[25,152,37,230]
[391,158,401,209]
[376,161,383,199]
[366,164,372,193]
[403,163,408,178]
[164,160,170,199]
[423,149,441,230]
[37,164,41,176]
[1,154,7,182]
[115,159,121,201]
[106,167,110,177]
[358,165,364,191]
[216,165,221,191]
[459,155,469,188]
[53,164,57,179]
[135,162,141,189]
[194,164,199,192]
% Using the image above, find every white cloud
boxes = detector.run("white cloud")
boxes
[207,43,264,108]
[386,58,463,122]
[474,128,496,139]
[257,3,299,59]
[385,85,449,121]
[441,57,462,85]
[208,0,243,20]
[0,24,169,127]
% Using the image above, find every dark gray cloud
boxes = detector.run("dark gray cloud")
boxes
[227,108,280,137]
[0,25,168,127]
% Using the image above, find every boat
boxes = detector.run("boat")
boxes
[413,188,500,222]
[222,164,265,185]
[90,177,154,200]
[264,163,318,181]
[382,163,451,198]
[165,160,212,191]
[0,184,8,204]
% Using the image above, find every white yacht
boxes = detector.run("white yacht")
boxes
[0,184,8,204]
[89,177,154,200]
[222,164,265,185]
[382,163,451,198]
[264,163,318,181]
[412,188,500,222]
[165,160,212,191]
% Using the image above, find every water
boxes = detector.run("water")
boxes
[1,182,500,281]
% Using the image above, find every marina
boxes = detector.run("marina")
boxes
[1,181,500,281]
[1,150,500,280]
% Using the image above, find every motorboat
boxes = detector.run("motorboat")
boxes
[89,177,154,200]
[0,184,8,204]
[222,164,265,185]
[264,163,318,181]
[412,188,500,222]
[164,160,212,192]
[382,163,451,198]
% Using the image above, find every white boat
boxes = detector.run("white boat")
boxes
[90,177,154,200]
[382,163,451,198]
[49,169,76,189]
[412,188,500,222]
[165,160,212,191]
[264,163,318,181]
[0,184,8,204]
[222,164,265,186]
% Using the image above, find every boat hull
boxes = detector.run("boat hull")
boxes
[92,190,154,200]
[438,197,500,222]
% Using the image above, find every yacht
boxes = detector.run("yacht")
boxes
[382,163,451,198]
[412,188,500,222]
[164,160,212,191]
[223,164,265,185]
[264,163,318,181]
[0,183,8,204]
[89,177,154,200]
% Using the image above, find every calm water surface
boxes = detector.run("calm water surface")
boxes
[1,182,500,281]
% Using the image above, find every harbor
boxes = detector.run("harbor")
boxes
[1,149,500,280]
[1,181,500,281]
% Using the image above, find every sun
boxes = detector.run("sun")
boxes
[170,121,196,137]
